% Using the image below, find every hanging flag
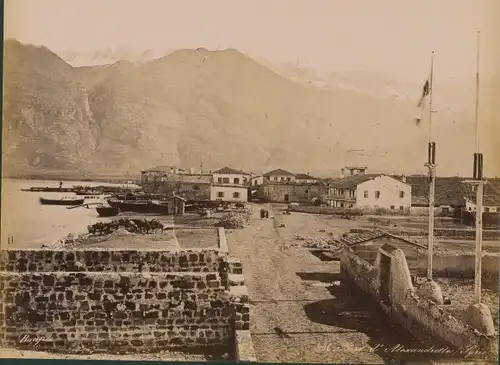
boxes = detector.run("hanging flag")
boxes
[417,80,430,108]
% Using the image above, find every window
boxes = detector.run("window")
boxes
[442,207,450,214]
[375,191,380,199]
[286,177,291,182]
[254,180,258,186]
[340,203,344,208]
[485,207,490,212]
[400,191,405,198]
[218,178,223,183]
[233,192,240,198]
[234,178,240,184]
[364,190,368,198]
[305,189,309,193]
[399,206,404,211]
[193,185,200,191]
[390,205,395,210]
[217,192,224,198]
[222,177,230,183]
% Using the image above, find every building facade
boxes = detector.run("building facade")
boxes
[210,185,248,202]
[263,169,296,183]
[328,174,411,213]
[260,183,326,203]
[295,173,319,184]
[212,166,250,186]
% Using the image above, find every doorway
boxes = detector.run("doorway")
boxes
[284,194,289,202]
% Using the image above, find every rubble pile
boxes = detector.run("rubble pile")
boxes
[43,232,90,249]
[87,218,164,235]
[293,234,344,250]
[217,212,248,229]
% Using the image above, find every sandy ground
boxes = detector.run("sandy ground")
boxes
[0,347,229,361]
[225,204,499,363]
[225,204,434,364]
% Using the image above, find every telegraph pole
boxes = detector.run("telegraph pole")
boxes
[424,51,436,280]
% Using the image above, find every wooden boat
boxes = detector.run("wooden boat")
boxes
[22,187,74,193]
[111,200,171,214]
[96,206,120,217]
[74,190,104,196]
[40,197,85,206]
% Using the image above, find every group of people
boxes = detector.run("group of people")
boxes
[260,208,269,219]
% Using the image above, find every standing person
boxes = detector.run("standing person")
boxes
[59,181,63,189]
[260,208,265,219]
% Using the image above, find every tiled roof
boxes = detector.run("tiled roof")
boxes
[263,168,296,177]
[337,229,425,248]
[213,166,250,175]
[295,173,318,180]
[402,175,468,206]
[328,174,380,189]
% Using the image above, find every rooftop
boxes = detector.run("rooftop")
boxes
[141,166,185,173]
[329,173,382,189]
[263,168,296,177]
[295,173,318,180]
[213,166,250,175]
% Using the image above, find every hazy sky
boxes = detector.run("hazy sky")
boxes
[4,0,499,82]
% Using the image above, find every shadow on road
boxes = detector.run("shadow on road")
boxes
[296,272,342,282]
[301,278,444,363]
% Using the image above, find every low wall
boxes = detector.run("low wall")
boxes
[339,246,495,357]
[0,271,232,352]
[383,228,500,241]
[289,206,363,216]
[0,249,224,273]
[0,245,249,354]
[414,254,500,279]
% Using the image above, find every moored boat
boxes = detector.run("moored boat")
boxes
[111,200,171,214]
[96,206,120,217]
[39,197,85,206]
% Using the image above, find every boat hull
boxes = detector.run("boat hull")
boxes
[111,200,170,214]
[96,206,120,217]
[39,198,85,206]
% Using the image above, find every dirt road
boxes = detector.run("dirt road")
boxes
[226,204,425,363]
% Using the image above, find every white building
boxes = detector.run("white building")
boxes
[263,168,296,183]
[328,174,411,213]
[212,166,250,185]
[295,173,319,184]
[210,185,248,202]
[465,196,500,213]
[251,175,264,186]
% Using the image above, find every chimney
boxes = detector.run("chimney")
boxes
[340,168,345,179]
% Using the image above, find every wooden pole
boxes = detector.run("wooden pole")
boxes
[475,181,483,303]
[474,31,482,304]
[427,51,436,280]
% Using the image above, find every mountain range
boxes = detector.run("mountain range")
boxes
[3,39,499,178]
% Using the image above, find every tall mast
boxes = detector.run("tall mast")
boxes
[474,31,480,154]
[426,51,436,280]
[428,51,435,142]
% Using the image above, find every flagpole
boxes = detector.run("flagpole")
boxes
[426,51,436,280]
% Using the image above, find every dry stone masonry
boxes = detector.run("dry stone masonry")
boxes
[0,247,250,355]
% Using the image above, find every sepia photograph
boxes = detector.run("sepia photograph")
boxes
[1,0,499,364]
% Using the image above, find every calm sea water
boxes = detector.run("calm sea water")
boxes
[1,179,139,248]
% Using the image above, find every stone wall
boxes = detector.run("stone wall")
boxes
[339,246,495,356]
[0,271,232,353]
[289,205,363,215]
[0,246,250,355]
[383,228,500,241]
[0,249,224,273]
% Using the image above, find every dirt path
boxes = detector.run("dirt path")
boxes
[226,204,427,363]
